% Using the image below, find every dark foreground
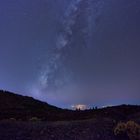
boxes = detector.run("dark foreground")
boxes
[0,118,119,140]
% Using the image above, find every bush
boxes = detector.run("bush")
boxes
[114,122,126,135]
[114,121,140,140]
[126,121,140,140]
[9,118,16,121]
[29,117,41,122]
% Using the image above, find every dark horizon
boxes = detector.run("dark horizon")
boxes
[0,89,140,110]
[0,0,140,109]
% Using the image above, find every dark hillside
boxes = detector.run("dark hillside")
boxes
[0,90,62,121]
[0,90,140,123]
[0,90,140,140]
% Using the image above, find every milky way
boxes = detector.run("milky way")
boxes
[0,0,140,108]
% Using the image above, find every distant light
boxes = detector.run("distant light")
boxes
[71,104,87,110]
[101,104,113,108]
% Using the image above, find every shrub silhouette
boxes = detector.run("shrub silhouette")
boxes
[126,121,140,140]
[114,122,126,135]
[9,118,16,121]
[29,117,41,122]
[114,121,140,140]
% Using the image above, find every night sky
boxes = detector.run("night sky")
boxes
[0,0,140,109]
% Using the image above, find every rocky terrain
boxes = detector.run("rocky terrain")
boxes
[0,118,116,140]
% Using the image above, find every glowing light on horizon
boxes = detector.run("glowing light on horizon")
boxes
[71,104,87,110]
